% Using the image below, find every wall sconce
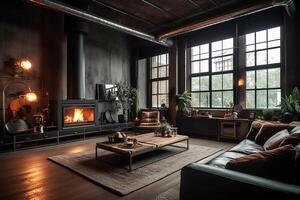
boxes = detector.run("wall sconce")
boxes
[2,80,38,135]
[238,78,245,87]
[4,58,32,76]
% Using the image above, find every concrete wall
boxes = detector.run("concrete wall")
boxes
[137,59,147,109]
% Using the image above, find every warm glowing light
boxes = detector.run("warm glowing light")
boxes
[64,108,95,124]
[25,92,37,102]
[19,59,32,70]
[238,78,245,86]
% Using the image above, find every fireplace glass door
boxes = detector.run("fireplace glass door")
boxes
[63,106,95,127]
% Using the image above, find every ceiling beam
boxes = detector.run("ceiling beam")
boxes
[158,0,292,39]
[92,0,156,26]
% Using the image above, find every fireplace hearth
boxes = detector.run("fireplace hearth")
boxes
[51,99,98,130]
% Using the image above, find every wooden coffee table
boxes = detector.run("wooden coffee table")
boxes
[95,133,189,171]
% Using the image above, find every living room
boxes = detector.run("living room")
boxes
[0,0,300,199]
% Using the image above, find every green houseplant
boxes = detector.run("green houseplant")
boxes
[280,94,299,123]
[114,81,137,122]
[176,91,191,116]
[159,122,172,137]
[262,109,274,121]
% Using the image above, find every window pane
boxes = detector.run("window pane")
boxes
[256,50,267,65]
[223,91,233,107]
[152,81,157,94]
[158,80,167,93]
[246,71,255,89]
[158,66,167,78]
[158,94,167,107]
[256,30,266,43]
[200,53,209,59]
[246,44,255,52]
[200,44,209,53]
[160,54,167,65]
[200,60,209,72]
[268,40,280,48]
[191,46,199,56]
[152,68,157,78]
[200,92,210,107]
[212,75,222,90]
[256,69,267,88]
[212,50,222,57]
[212,92,222,107]
[191,93,200,107]
[268,68,280,88]
[223,73,233,90]
[246,33,255,45]
[256,90,267,108]
[246,90,255,108]
[268,27,280,41]
[212,57,223,72]
[268,48,280,64]
[191,61,200,74]
[152,56,158,67]
[223,55,233,71]
[256,42,267,50]
[152,95,157,107]
[200,76,209,91]
[246,52,255,67]
[268,89,281,108]
[191,77,200,91]
[223,38,233,49]
[212,40,222,51]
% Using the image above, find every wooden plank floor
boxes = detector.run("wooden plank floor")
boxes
[0,134,234,200]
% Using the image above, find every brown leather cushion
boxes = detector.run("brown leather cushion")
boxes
[226,145,296,183]
[140,111,160,123]
[263,129,290,150]
[255,124,295,146]
[246,121,271,141]
[280,134,300,147]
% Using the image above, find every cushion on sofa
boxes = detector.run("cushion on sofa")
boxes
[255,124,295,146]
[208,151,247,168]
[225,145,296,183]
[263,129,290,150]
[229,139,264,154]
[290,126,300,135]
[280,135,300,147]
[246,120,270,141]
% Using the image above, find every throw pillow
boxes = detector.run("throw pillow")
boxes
[225,145,296,183]
[280,134,300,147]
[255,124,295,146]
[263,129,290,150]
[246,120,270,141]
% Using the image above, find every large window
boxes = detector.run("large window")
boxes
[191,38,234,108]
[245,27,281,109]
[151,53,169,108]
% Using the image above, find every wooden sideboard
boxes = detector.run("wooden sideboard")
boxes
[176,116,253,141]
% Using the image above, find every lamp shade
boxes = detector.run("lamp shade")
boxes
[25,92,37,102]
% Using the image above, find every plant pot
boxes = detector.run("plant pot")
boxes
[118,114,125,123]
[282,112,295,123]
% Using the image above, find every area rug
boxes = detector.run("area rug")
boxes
[48,144,222,196]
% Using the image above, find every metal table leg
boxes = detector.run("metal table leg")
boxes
[186,139,189,150]
[129,153,132,171]
[95,146,98,160]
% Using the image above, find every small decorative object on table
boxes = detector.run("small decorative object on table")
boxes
[125,138,138,148]
[156,122,177,137]
[112,131,127,143]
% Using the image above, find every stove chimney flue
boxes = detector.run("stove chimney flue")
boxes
[66,18,88,99]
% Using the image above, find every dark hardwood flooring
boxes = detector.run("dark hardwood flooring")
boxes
[0,134,234,200]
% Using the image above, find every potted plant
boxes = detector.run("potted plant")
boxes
[280,94,299,123]
[159,122,172,137]
[262,109,274,121]
[176,91,191,116]
[114,81,137,122]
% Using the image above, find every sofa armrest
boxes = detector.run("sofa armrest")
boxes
[180,163,300,200]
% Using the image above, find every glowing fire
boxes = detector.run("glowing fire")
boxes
[64,108,94,124]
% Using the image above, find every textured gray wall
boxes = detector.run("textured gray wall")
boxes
[85,24,132,99]
[137,59,147,109]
